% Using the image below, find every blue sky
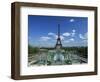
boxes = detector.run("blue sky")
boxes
[28,15,88,47]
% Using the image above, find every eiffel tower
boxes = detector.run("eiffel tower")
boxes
[55,24,62,49]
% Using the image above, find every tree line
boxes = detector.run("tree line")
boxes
[28,44,88,58]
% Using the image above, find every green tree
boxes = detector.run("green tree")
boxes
[28,44,39,57]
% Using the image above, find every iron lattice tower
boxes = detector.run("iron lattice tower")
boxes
[55,24,62,49]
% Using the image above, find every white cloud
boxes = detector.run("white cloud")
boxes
[63,32,70,36]
[48,32,56,38]
[79,34,84,39]
[48,30,77,42]
[60,35,65,40]
[70,38,74,41]
[54,35,57,39]
[48,32,55,36]
[70,19,74,22]
[48,32,64,40]
[79,32,88,42]
[63,38,74,43]
[63,29,76,37]
[40,36,51,41]
[55,35,64,40]
[71,32,75,37]
[72,29,76,33]
[71,29,76,37]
